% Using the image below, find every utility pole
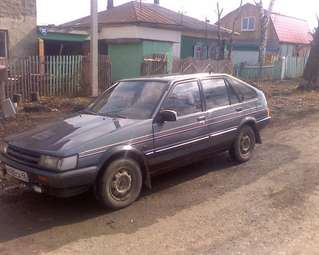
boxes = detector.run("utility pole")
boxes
[90,0,99,97]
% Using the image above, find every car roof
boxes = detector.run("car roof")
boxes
[119,73,232,84]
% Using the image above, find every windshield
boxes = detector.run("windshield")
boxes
[87,81,168,120]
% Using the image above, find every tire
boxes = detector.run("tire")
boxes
[230,125,256,163]
[96,159,143,209]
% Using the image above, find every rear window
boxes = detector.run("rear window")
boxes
[227,78,257,102]
[201,79,230,109]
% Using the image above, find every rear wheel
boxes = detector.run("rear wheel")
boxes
[230,125,256,163]
[96,159,142,209]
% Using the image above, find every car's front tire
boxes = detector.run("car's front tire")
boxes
[230,125,256,163]
[96,158,143,209]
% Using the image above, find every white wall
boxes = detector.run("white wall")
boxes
[172,43,181,58]
[231,50,259,65]
[100,25,181,44]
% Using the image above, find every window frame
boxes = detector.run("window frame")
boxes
[200,78,234,112]
[0,30,9,58]
[226,77,258,103]
[241,17,256,32]
[159,79,204,119]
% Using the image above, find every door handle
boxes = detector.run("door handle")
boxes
[236,107,243,112]
[197,116,206,121]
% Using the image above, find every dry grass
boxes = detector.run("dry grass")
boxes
[253,80,319,124]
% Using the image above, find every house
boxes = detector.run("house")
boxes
[0,0,37,59]
[37,26,89,56]
[61,0,232,81]
[220,3,312,65]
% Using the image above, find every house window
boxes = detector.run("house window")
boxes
[0,31,8,58]
[194,42,208,59]
[242,17,256,31]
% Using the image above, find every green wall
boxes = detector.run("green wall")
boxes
[142,40,173,72]
[181,35,214,59]
[108,43,143,81]
[108,40,174,81]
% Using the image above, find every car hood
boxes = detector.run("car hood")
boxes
[7,114,143,156]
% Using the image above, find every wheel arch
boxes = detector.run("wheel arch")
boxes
[97,145,152,189]
[238,117,262,144]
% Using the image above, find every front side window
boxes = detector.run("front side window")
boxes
[242,17,256,31]
[0,31,8,58]
[88,81,168,120]
[161,81,202,117]
[227,77,257,101]
[201,79,230,110]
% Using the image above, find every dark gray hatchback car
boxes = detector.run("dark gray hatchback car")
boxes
[0,73,270,209]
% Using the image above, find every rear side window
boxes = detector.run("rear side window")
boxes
[228,78,257,101]
[161,81,202,117]
[201,79,230,110]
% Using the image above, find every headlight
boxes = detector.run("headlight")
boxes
[0,142,8,154]
[39,155,78,171]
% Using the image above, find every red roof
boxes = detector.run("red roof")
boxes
[271,13,312,45]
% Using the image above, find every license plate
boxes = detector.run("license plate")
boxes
[6,165,29,183]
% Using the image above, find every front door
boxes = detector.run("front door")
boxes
[150,80,209,170]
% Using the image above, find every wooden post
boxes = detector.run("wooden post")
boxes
[90,0,99,97]
[0,64,7,103]
[281,57,286,80]
[39,39,45,75]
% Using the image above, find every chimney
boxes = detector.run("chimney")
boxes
[107,0,114,9]
[154,0,159,5]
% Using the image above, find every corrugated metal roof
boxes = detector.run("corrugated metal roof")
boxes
[61,1,231,34]
[271,13,312,45]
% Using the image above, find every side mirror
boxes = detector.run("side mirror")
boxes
[155,110,177,123]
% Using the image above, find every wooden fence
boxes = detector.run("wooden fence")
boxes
[284,56,307,79]
[141,54,168,76]
[1,54,112,101]
[3,56,83,100]
[81,55,112,94]
[172,57,233,75]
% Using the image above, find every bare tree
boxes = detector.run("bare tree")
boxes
[255,0,276,66]
[300,19,319,89]
[215,2,224,60]
[227,0,244,60]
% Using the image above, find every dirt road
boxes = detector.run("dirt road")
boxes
[1,111,319,255]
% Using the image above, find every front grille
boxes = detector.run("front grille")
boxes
[7,145,41,165]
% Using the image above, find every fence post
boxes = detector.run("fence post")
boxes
[0,64,7,104]
[281,56,286,80]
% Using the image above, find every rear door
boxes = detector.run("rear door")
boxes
[200,78,240,150]
[150,80,209,170]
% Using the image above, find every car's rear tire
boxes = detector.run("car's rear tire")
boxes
[96,159,142,209]
[230,125,256,163]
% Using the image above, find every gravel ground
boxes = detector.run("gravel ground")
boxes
[1,82,319,254]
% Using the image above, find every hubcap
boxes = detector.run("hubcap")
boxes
[240,134,251,154]
[110,169,132,200]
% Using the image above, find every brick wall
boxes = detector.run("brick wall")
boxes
[0,0,37,58]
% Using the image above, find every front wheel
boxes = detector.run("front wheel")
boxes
[230,126,256,163]
[96,159,143,209]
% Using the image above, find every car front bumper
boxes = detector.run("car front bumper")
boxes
[0,153,99,197]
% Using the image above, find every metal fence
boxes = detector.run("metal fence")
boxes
[235,56,308,81]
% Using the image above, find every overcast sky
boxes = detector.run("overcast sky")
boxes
[37,0,318,29]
